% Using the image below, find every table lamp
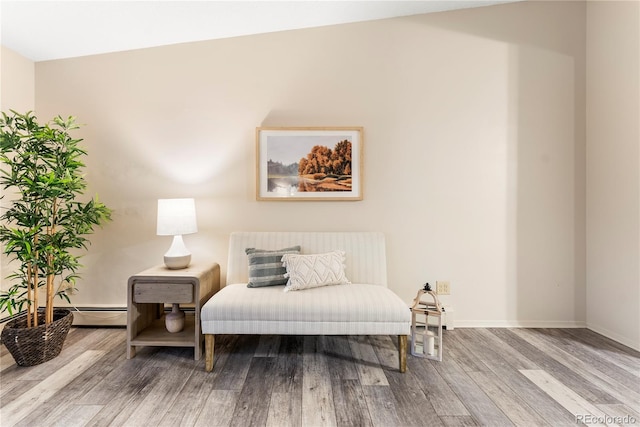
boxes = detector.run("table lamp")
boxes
[157,198,197,270]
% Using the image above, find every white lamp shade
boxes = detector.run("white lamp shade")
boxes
[157,198,197,236]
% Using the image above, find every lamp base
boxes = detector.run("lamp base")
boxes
[163,235,192,269]
[164,254,191,269]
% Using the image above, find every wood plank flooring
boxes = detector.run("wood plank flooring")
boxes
[1,328,638,427]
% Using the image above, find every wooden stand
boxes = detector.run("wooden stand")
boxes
[410,289,443,361]
[127,261,219,360]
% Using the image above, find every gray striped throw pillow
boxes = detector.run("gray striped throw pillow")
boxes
[246,246,301,288]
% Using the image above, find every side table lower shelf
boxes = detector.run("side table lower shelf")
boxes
[129,314,198,348]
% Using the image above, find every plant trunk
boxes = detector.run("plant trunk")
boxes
[46,269,54,324]
[26,262,33,328]
[45,201,58,324]
[33,265,39,327]
[33,242,39,327]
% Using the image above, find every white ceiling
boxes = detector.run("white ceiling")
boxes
[1,1,514,62]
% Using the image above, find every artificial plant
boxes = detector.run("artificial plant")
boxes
[0,110,111,327]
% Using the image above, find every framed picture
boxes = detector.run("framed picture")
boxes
[256,127,363,201]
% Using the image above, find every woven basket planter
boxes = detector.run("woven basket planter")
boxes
[1,309,73,367]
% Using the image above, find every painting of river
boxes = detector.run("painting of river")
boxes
[268,173,353,194]
[257,127,363,201]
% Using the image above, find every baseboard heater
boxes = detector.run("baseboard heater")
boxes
[0,308,129,327]
[1,307,197,327]
[70,306,197,327]
[69,307,128,326]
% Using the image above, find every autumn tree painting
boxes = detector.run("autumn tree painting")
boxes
[259,127,362,200]
[297,139,352,191]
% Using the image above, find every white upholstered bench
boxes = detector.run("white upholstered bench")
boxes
[201,231,411,372]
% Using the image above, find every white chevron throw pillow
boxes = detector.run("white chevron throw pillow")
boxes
[282,250,351,292]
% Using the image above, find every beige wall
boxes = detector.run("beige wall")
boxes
[0,46,35,286]
[586,1,640,349]
[0,46,35,112]
[22,2,588,326]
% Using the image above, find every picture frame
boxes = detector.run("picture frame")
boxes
[256,127,363,201]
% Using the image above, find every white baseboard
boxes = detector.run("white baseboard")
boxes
[586,323,640,352]
[442,307,454,330]
[454,320,587,328]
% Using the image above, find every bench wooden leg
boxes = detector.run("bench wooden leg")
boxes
[205,334,215,372]
[398,335,407,373]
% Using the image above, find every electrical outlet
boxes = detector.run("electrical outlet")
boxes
[436,281,450,295]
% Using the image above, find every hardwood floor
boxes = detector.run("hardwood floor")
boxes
[1,328,638,426]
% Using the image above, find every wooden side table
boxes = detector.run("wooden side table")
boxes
[127,261,220,360]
